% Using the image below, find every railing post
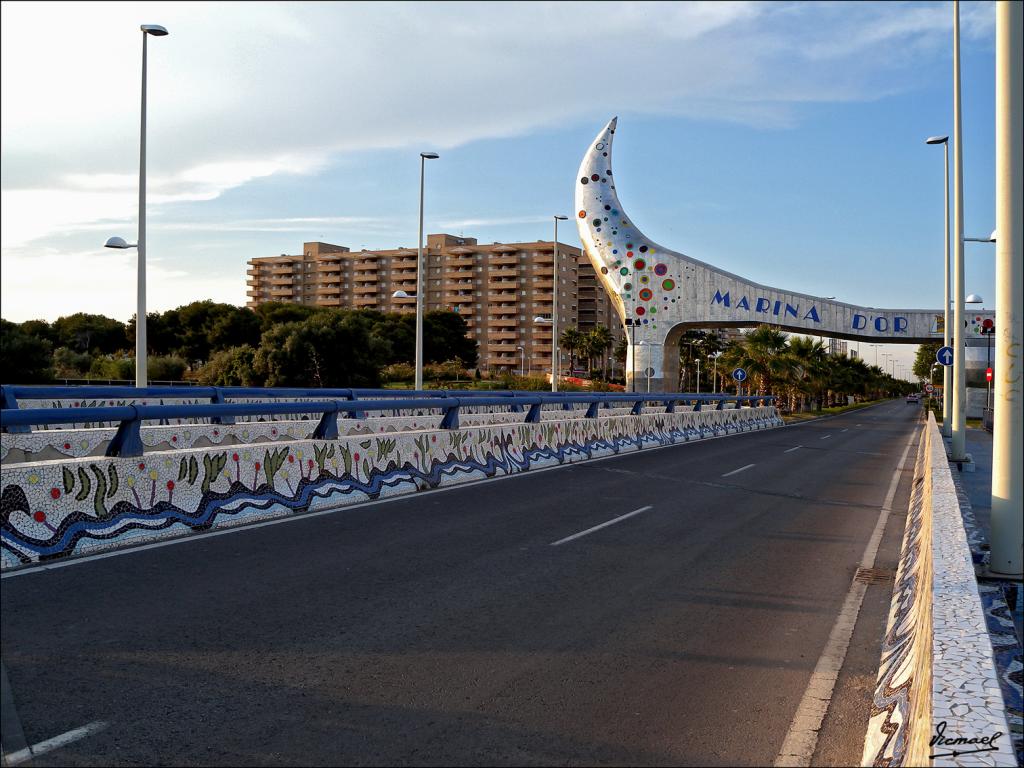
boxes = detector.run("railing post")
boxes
[106,406,145,457]
[664,398,676,413]
[525,402,543,423]
[630,399,643,415]
[210,387,236,425]
[0,386,30,433]
[715,397,725,410]
[693,398,702,412]
[440,402,461,429]
[585,401,600,418]
[312,405,339,439]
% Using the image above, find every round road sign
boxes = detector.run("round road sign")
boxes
[732,367,748,383]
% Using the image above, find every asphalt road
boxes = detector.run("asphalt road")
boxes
[1,400,922,766]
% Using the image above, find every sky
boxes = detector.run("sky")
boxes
[0,1,1000,380]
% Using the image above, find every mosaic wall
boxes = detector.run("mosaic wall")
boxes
[1,408,782,570]
[863,427,932,767]
[1,406,692,462]
[863,414,1017,767]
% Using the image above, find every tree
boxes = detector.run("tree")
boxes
[788,336,829,411]
[197,345,263,386]
[913,342,942,382]
[50,313,127,354]
[423,311,478,367]
[559,327,584,373]
[253,301,322,331]
[0,319,53,383]
[587,325,614,378]
[718,325,791,395]
[254,311,392,387]
[207,308,262,353]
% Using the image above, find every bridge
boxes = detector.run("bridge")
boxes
[574,118,995,393]
[0,386,1016,765]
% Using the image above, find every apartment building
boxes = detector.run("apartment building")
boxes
[246,235,623,375]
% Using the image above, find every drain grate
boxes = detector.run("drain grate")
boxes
[855,567,896,585]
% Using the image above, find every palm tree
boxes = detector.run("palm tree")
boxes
[559,327,584,375]
[719,325,792,396]
[588,325,614,379]
[788,336,828,411]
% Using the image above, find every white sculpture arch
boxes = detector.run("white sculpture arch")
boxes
[574,118,992,391]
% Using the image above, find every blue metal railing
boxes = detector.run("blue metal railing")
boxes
[1,386,775,457]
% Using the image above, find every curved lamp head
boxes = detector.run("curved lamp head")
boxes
[966,294,984,304]
[554,215,568,221]
[392,290,414,299]
[104,236,137,249]
[925,135,949,145]
[533,316,553,324]
[141,24,169,36]
[420,152,439,160]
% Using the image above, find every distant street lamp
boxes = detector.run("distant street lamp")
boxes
[516,345,525,377]
[624,317,637,392]
[927,134,952,436]
[106,23,168,389]
[708,353,718,394]
[534,316,554,386]
[551,215,568,392]
[414,151,439,391]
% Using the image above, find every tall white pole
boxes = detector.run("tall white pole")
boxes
[551,217,561,393]
[696,357,701,395]
[990,0,1022,577]
[951,0,968,461]
[136,31,149,389]
[415,155,426,392]
[942,141,953,436]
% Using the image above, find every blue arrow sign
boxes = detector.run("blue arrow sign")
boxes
[936,346,954,366]
[732,367,748,382]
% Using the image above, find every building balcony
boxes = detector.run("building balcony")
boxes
[447,295,474,304]
[488,318,517,327]
[489,343,520,353]
[319,298,343,307]
[490,254,518,265]
[316,263,342,273]
[353,285,377,295]
[487,279,519,290]
[353,297,378,307]
[269,288,294,297]
[490,331,519,341]
[353,273,377,282]
[447,256,475,267]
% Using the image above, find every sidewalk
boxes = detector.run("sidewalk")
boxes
[950,427,1024,764]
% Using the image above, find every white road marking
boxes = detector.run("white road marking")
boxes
[721,463,756,477]
[840,429,848,433]
[550,506,653,546]
[819,434,832,440]
[3,721,108,766]
[784,446,803,454]
[774,426,918,767]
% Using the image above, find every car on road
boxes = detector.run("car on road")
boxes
[906,393,920,403]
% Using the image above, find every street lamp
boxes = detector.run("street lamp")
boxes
[696,356,701,395]
[868,343,881,367]
[964,229,997,243]
[414,151,439,391]
[708,353,718,394]
[624,317,637,392]
[950,0,969,461]
[106,23,168,389]
[551,215,568,392]
[927,134,953,436]
[516,346,525,378]
[534,316,554,386]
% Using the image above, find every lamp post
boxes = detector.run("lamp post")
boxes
[624,317,637,392]
[926,134,952,436]
[105,23,168,389]
[709,353,718,394]
[414,152,439,391]
[551,215,568,392]
[868,343,881,367]
[991,0,1022,577]
[533,316,554,386]
[696,357,701,395]
[516,346,525,378]
[950,0,970,461]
